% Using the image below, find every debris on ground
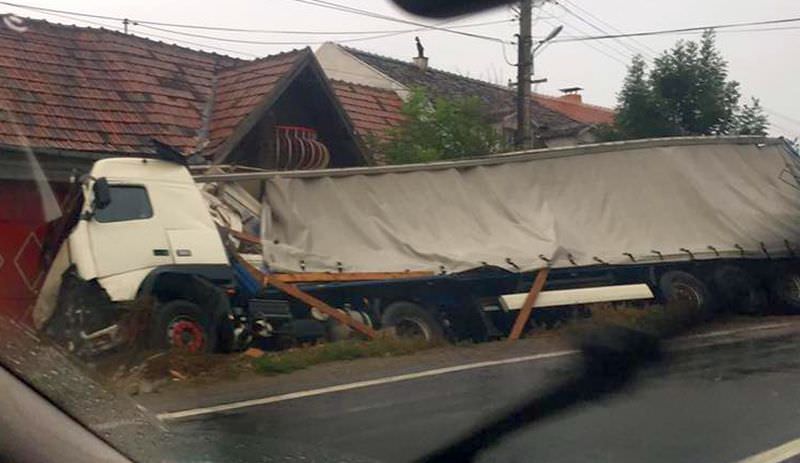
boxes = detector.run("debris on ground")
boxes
[243,347,266,358]
[93,349,253,395]
[93,336,437,394]
[92,300,759,395]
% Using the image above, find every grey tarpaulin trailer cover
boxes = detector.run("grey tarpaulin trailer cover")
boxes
[257,137,800,274]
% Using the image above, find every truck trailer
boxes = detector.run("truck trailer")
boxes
[33,136,800,354]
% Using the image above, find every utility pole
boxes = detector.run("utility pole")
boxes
[515,0,533,149]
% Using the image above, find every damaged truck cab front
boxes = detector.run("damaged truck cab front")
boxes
[38,157,235,356]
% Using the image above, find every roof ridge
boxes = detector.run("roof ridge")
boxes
[9,16,248,63]
[219,47,311,73]
[329,78,395,91]
[340,44,516,94]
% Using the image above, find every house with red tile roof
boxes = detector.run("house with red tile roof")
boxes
[0,19,383,323]
[0,18,371,181]
[532,88,614,126]
[317,42,615,148]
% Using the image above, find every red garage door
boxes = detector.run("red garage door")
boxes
[0,180,59,325]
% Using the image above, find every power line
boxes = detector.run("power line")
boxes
[538,8,634,65]
[15,7,260,57]
[768,120,797,137]
[140,17,512,36]
[556,0,659,56]
[289,0,512,44]
[539,1,635,63]
[134,19,515,46]
[0,1,512,38]
[539,16,629,67]
[676,25,800,36]
[763,107,800,128]
[553,0,653,60]
[552,15,800,43]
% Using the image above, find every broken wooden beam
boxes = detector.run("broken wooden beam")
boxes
[265,276,379,340]
[507,267,550,341]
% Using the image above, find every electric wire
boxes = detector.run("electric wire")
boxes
[0,0,512,41]
[539,14,631,67]
[288,0,512,43]
[557,0,659,56]
[133,19,515,46]
[551,15,800,43]
[554,0,656,61]
[539,2,635,63]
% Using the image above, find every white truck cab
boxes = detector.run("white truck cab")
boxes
[37,157,235,355]
[72,157,228,300]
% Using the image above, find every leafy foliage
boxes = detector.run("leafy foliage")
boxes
[736,98,769,136]
[375,88,501,164]
[252,337,435,375]
[607,31,768,140]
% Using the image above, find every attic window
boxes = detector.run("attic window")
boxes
[275,126,330,170]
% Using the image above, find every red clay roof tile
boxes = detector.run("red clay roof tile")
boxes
[531,93,614,125]
[330,80,404,143]
[0,18,308,157]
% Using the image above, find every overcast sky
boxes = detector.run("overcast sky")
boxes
[5,0,799,139]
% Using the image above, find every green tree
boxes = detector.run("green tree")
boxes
[376,88,501,164]
[608,30,767,140]
[735,97,769,136]
[614,55,672,138]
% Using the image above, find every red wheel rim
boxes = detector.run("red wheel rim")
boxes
[168,319,205,352]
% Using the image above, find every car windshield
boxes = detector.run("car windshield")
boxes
[2,1,800,462]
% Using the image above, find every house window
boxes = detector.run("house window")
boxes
[95,185,153,223]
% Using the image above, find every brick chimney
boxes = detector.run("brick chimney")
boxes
[559,86,583,103]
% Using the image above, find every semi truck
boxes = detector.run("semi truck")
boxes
[32,136,800,355]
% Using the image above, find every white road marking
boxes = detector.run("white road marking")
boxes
[682,323,791,341]
[736,437,800,463]
[156,349,578,421]
[155,321,797,422]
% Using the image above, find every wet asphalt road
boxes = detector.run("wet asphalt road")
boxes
[169,330,800,463]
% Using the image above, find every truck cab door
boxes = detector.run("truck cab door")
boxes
[85,183,173,280]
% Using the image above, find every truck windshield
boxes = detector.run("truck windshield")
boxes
[95,185,153,223]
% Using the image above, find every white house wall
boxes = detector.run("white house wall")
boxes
[316,42,409,99]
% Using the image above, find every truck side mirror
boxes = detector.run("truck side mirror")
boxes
[93,177,111,210]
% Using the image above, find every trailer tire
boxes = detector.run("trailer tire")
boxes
[152,300,216,353]
[381,301,444,342]
[770,271,800,313]
[712,265,767,315]
[659,271,712,314]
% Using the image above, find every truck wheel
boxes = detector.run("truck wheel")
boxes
[381,301,444,342]
[152,300,216,353]
[659,271,712,314]
[770,271,800,313]
[712,265,767,315]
